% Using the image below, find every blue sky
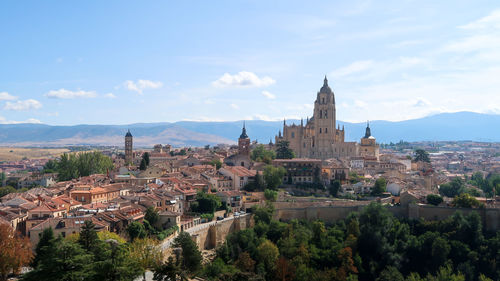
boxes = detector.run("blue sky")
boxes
[1,0,499,125]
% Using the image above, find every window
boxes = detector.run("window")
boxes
[303,143,306,148]
[322,98,325,104]
[319,110,322,118]
[319,128,322,133]
[291,132,295,138]
[325,110,327,118]
[325,128,328,133]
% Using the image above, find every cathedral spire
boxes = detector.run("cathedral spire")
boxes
[301,118,303,126]
[364,120,371,138]
[239,121,248,139]
[324,75,328,87]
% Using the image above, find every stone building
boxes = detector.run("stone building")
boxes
[224,123,252,168]
[125,129,133,164]
[276,76,358,159]
[359,122,380,160]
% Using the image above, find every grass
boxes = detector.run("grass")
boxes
[0,147,69,162]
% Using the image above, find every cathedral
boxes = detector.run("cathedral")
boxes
[276,76,378,160]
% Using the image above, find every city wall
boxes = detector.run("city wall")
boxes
[274,202,500,231]
[191,215,253,250]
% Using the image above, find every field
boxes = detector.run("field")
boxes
[0,147,70,162]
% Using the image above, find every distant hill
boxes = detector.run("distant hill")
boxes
[0,112,498,147]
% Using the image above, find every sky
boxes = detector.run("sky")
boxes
[1,0,500,125]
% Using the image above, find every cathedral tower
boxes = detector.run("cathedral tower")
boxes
[125,129,133,164]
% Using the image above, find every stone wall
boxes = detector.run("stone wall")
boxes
[274,203,500,231]
[190,215,253,250]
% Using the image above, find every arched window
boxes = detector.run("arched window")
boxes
[291,132,295,138]
[325,128,328,133]
[325,110,327,118]
[319,110,322,119]
[322,97,325,104]
[319,128,322,133]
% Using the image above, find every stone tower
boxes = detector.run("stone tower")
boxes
[314,76,337,150]
[125,129,133,164]
[238,122,250,156]
[360,121,379,160]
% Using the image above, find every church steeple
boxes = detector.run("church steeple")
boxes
[239,121,248,139]
[323,75,328,87]
[364,121,371,138]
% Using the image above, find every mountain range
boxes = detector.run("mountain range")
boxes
[0,112,498,147]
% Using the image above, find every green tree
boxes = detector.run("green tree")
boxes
[0,186,16,198]
[56,151,113,181]
[23,238,93,281]
[192,191,222,214]
[31,228,55,268]
[173,232,202,273]
[251,144,276,164]
[452,193,483,208]
[91,240,142,281]
[139,158,147,171]
[143,152,150,166]
[128,221,147,241]
[426,194,443,206]
[145,206,160,227]
[264,189,278,202]
[209,159,222,170]
[376,266,403,281]
[154,256,187,281]
[439,177,465,198]
[78,220,99,252]
[371,178,387,195]
[329,180,341,197]
[263,165,286,190]
[414,149,430,163]
[130,238,164,281]
[276,140,295,159]
[256,239,279,277]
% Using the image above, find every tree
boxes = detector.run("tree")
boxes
[251,144,276,164]
[192,192,222,214]
[130,238,164,281]
[452,193,483,208]
[414,149,430,163]
[235,252,255,272]
[128,221,147,241]
[173,232,202,273]
[32,228,54,268]
[145,206,160,228]
[78,220,99,252]
[329,180,341,197]
[0,186,16,198]
[139,158,147,171]
[426,194,443,206]
[256,239,279,276]
[143,152,150,166]
[154,256,186,281]
[56,151,113,181]
[91,240,142,281]
[23,238,93,281]
[264,189,278,202]
[276,140,295,159]
[376,266,403,281]
[371,177,387,195]
[439,177,465,198]
[0,224,32,281]
[209,159,222,170]
[263,165,286,190]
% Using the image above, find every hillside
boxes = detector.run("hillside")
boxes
[0,112,498,147]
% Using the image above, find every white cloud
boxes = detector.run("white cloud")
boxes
[0,116,41,124]
[125,79,163,94]
[46,89,97,99]
[212,71,275,88]
[230,103,239,109]
[104,93,116,98]
[261,90,276,99]
[460,10,500,30]
[0,92,18,101]
[4,99,42,111]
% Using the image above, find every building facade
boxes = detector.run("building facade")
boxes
[276,77,358,159]
[125,130,133,164]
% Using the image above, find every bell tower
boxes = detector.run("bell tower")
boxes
[125,129,133,164]
[238,122,250,156]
